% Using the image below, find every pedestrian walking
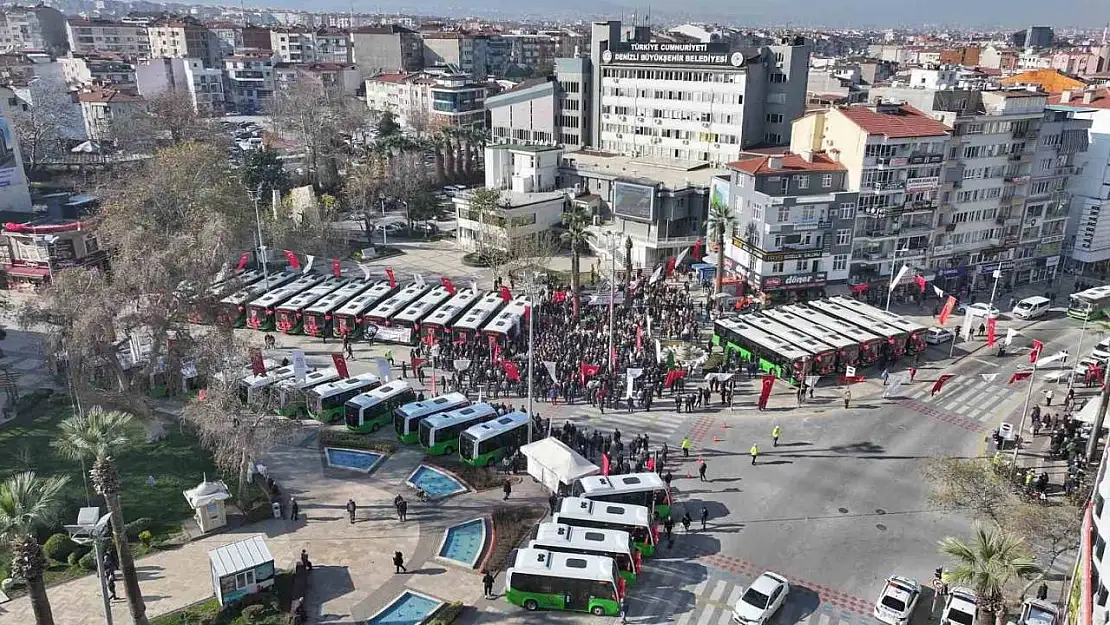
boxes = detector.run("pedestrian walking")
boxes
[346,498,356,524]
[772,425,782,447]
[290,496,299,521]
[621,597,630,623]
[909,368,917,382]
[344,336,354,360]
[483,570,495,598]
[698,460,708,482]
[106,571,118,600]
[1045,389,1054,406]
[681,436,691,458]
[843,388,852,409]
[398,499,408,522]
[681,511,692,533]
[700,506,709,530]
[750,443,760,465]
[503,479,512,500]
[393,551,407,574]
[548,493,557,513]
[664,471,673,488]
[663,516,674,540]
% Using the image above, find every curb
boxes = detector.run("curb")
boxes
[476,515,497,573]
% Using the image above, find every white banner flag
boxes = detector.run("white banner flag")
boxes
[961,310,976,340]
[932,285,944,298]
[292,349,307,382]
[675,246,690,268]
[469,279,478,294]
[980,373,999,383]
[303,255,315,274]
[649,265,663,284]
[453,358,472,372]
[1005,328,1016,346]
[890,264,910,292]
[646,316,653,338]
[625,370,636,399]
[626,368,644,379]
[992,268,1002,279]
[358,263,372,281]
[805,375,820,388]
[373,356,391,382]
[414,273,426,288]
[845,366,856,377]
[883,374,906,398]
[543,361,558,383]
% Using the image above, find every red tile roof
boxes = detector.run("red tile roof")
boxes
[836,104,951,138]
[76,87,144,103]
[369,72,412,84]
[727,152,845,176]
[1047,87,1110,109]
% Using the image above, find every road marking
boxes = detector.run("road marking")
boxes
[693,578,711,596]
[910,388,927,399]
[675,609,693,625]
[697,606,718,625]
[943,400,960,411]
[718,608,734,625]
[973,358,1000,367]
[726,586,743,607]
[952,386,980,404]
[709,580,729,603]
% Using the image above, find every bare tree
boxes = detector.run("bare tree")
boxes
[1003,502,1083,574]
[923,458,1013,527]
[269,77,366,191]
[111,91,223,154]
[9,82,81,174]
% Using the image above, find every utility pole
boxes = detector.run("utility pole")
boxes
[1085,357,1110,463]
[1011,360,1038,470]
[247,183,270,288]
[607,234,617,373]
[526,272,536,443]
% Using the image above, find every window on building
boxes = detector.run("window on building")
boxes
[796,175,809,189]
[765,113,783,124]
[771,261,784,273]
[769,73,787,83]
[839,203,855,220]
[777,207,789,222]
[836,229,851,246]
[765,132,782,144]
[795,259,807,271]
[832,254,847,271]
[822,174,833,188]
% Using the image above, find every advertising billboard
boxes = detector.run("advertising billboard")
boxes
[710,178,730,213]
[0,117,16,187]
[602,42,745,67]
[612,181,655,222]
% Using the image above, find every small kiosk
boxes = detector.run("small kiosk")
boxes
[183,475,231,534]
[209,536,276,606]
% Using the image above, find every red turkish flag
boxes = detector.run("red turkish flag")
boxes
[385,267,396,288]
[283,250,300,270]
[499,285,512,302]
[914,275,926,293]
[236,252,250,272]
[601,452,610,476]
[1030,339,1044,364]
[441,276,456,295]
[758,373,775,410]
[986,317,996,347]
[938,296,956,326]
[665,257,677,276]
[553,290,567,303]
[579,363,600,384]
[931,374,955,396]
[664,369,687,388]
[249,347,265,375]
[198,389,207,401]
[331,353,349,378]
[1008,371,1033,384]
[692,238,704,259]
[332,258,341,278]
[489,335,501,364]
[636,325,643,351]
[503,361,520,382]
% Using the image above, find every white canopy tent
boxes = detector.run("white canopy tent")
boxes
[520,437,600,493]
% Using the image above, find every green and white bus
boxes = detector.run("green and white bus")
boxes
[305,372,381,423]
[216,273,297,328]
[713,318,810,384]
[1068,285,1110,321]
[274,367,340,418]
[275,278,348,335]
[393,392,470,444]
[344,380,417,433]
[571,472,673,520]
[505,548,624,616]
[302,280,374,338]
[238,365,297,405]
[552,497,659,557]
[529,522,641,583]
[459,410,530,467]
[331,281,398,339]
[419,403,498,456]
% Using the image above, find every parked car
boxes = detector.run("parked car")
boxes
[873,575,921,625]
[940,587,977,625]
[732,572,790,625]
[412,221,439,235]
[925,327,954,345]
[1019,598,1059,625]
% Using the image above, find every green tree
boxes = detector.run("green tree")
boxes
[707,198,733,297]
[0,472,69,625]
[938,524,1038,624]
[375,110,401,138]
[561,205,595,317]
[241,148,287,199]
[55,407,149,625]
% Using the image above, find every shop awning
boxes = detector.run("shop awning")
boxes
[4,266,50,279]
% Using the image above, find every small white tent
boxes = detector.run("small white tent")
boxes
[521,437,600,493]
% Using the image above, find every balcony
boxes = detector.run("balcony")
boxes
[867,181,905,193]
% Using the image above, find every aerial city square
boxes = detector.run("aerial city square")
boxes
[0,1,1108,625]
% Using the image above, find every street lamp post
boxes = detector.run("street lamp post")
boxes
[525,271,538,443]
[987,268,1001,314]
[606,234,617,374]
[246,184,270,289]
[65,507,114,625]
[1011,361,1038,470]
[1068,314,1089,390]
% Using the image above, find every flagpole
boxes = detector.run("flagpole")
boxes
[1010,361,1037,471]
[526,272,535,443]
[988,269,1001,315]
[885,247,906,311]
[1068,314,1089,390]
[607,234,616,373]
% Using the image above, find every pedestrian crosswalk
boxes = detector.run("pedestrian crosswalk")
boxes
[552,407,694,448]
[906,375,1022,423]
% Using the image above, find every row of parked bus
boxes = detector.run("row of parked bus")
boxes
[192,269,531,345]
[713,297,929,385]
[503,473,674,616]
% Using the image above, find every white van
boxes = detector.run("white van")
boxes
[1012,296,1050,320]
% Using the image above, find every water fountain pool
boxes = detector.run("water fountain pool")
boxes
[437,518,487,568]
[366,590,443,625]
[406,464,468,499]
[324,447,383,473]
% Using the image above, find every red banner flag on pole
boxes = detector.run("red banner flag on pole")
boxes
[503,361,520,382]
[249,347,265,375]
[283,250,300,271]
[499,285,512,302]
[665,257,677,276]
[385,267,396,288]
[1030,339,1044,364]
[636,325,643,351]
[931,374,954,396]
[331,353,349,378]
[489,335,502,364]
[601,452,610,476]
[758,374,775,410]
[1008,371,1033,384]
[440,276,456,295]
[938,296,956,326]
[987,317,997,347]
[579,362,600,384]
[914,274,926,293]
[692,238,704,260]
[236,252,250,272]
[332,258,341,278]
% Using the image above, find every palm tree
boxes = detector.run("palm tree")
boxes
[560,206,595,317]
[56,407,149,625]
[431,134,447,186]
[707,198,734,298]
[939,524,1038,625]
[438,128,456,183]
[0,472,69,625]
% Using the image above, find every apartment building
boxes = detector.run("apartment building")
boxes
[60,54,137,87]
[350,25,422,76]
[223,51,277,114]
[268,28,351,64]
[716,152,860,297]
[76,86,145,141]
[505,33,557,70]
[147,17,221,68]
[275,62,361,95]
[422,32,485,78]
[1053,88,1110,274]
[66,18,150,57]
[791,102,950,289]
[0,6,67,55]
[135,57,225,114]
[365,70,489,130]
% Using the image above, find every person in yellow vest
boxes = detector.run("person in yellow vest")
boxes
[681,436,692,458]
[750,443,760,465]
[771,425,782,447]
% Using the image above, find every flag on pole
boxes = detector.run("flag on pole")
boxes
[1030,339,1044,364]
[692,238,704,260]
[331,353,350,378]
[939,296,956,325]
[303,255,315,274]
[649,264,663,284]
[236,252,250,271]
[441,276,456,295]
[579,362,600,384]
[758,374,775,410]
[283,250,300,270]
[987,317,996,347]
[665,257,677,277]
[675,246,690,268]
[373,356,391,381]
[914,274,926,293]
[931,374,955,396]
[489,335,501,364]
[1005,328,1017,346]
[358,263,372,281]
[499,286,512,302]
[385,267,396,288]
[332,258,342,278]
[453,359,471,372]
[665,369,687,388]
[1008,370,1033,384]
[503,361,520,382]
[961,309,976,340]
[933,284,944,298]
[543,361,558,383]
[414,273,426,288]
[890,264,910,292]
[469,279,478,294]
[636,324,643,351]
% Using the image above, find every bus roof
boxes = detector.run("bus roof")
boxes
[422,403,497,429]
[334,281,396,317]
[1072,285,1110,302]
[761,309,856,350]
[734,314,836,355]
[241,365,296,388]
[575,473,667,497]
[532,522,632,554]
[461,410,529,441]
[827,297,927,334]
[248,274,327,309]
[716,318,809,361]
[806,300,904,339]
[554,496,651,527]
[276,278,348,312]
[423,289,482,328]
[308,372,381,399]
[396,392,468,418]
[346,380,413,408]
[780,304,882,343]
[454,292,506,332]
[483,296,531,336]
[365,283,429,321]
[208,269,265,296]
[304,280,376,315]
[393,285,453,325]
[275,367,340,392]
[508,548,616,582]
[219,273,297,305]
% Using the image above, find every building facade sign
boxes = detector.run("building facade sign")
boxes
[602,42,741,67]
[731,236,824,262]
[908,154,944,165]
[905,176,940,191]
[761,272,828,291]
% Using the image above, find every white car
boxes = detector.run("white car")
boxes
[1020,598,1059,625]
[941,587,978,625]
[958,302,1000,318]
[732,572,790,625]
[925,327,954,345]
[873,575,921,625]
